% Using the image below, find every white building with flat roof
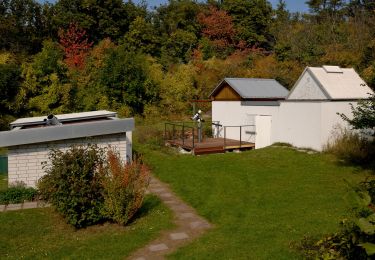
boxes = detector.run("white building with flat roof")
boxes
[0,110,134,187]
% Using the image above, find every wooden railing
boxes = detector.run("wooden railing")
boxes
[223,125,255,149]
[164,122,196,148]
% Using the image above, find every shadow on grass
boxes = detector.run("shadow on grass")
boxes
[330,156,375,175]
[128,195,162,225]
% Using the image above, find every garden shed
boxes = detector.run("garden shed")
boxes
[0,110,134,187]
[211,66,374,151]
[210,78,289,149]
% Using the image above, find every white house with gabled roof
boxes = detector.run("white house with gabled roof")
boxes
[273,65,373,150]
[211,66,374,151]
[210,78,289,149]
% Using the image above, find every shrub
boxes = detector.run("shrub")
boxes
[100,150,150,225]
[38,145,106,228]
[0,182,38,204]
[324,128,375,168]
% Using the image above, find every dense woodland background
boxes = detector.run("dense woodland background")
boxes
[0,0,374,129]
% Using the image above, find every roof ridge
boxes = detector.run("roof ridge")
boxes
[225,78,277,81]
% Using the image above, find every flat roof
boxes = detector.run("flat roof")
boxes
[0,118,134,147]
[10,110,117,128]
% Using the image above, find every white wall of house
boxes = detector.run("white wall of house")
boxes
[212,100,357,151]
[274,101,355,150]
[212,101,280,144]
[320,101,355,146]
[288,70,327,100]
[273,102,322,150]
[7,133,131,187]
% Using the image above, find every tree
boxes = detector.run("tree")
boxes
[153,0,201,35]
[160,29,197,64]
[58,23,93,69]
[0,0,51,54]
[197,6,236,55]
[153,0,202,64]
[98,47,160,114]
[53,0,146,43]
[340,93,375,132]
[222,0,273,48]
[0,62,21,130]
[122,17,160,57]
[17,40,71,115]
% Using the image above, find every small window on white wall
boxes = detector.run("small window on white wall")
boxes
[245,114,256,125]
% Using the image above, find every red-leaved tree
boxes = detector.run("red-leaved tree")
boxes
[58,23,93,69]
[197,6,236,51]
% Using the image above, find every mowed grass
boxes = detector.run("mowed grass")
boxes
[142,146,369,259]
[0,195,174,259]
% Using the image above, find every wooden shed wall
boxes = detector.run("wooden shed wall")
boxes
[212,84,241,101]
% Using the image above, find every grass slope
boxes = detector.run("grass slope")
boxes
[142,146,368,259]
[0,195,174,259]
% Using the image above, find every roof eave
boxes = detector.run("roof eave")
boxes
[0,118,134,148]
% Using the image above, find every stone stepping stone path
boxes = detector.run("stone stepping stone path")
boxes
[128,176,212,260]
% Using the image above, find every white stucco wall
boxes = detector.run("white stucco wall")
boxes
[288,70,327,100]
[7,132,131,188]
[273,102,322,150]
[212,101,280,144]
[212,99,358,151]
[274,101,355,151]
[320,101,355,147]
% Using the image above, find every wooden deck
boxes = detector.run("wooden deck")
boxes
[166,138,255,155]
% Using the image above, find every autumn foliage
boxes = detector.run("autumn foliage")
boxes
[100,150,150,225]
[58,23,93,69]
[197,6,236,50]
[38,145,150,228]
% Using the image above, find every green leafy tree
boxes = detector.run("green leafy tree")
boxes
[153,0,201,64]
[340,93,375,133]
[17,40,72,115]
[0,0,51,54]
[98,47,160,114]
[222,0,273,48]
[122,17,160,56]
[0,63,21,129]
[160,29,197,64]
[53,0,146,43]
[153,0,201,35]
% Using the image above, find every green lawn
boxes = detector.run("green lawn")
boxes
[0,195,174,259]
[141,146,370,259]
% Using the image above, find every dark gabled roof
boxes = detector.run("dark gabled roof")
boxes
[210,78,289,99]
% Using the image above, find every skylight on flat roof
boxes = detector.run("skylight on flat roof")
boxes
[323,65,343,73]
[10,110,117,129]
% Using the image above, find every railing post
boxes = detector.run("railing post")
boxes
[192,128,195,148]
[224,126,226,149]
[182,124,185,145]
[240,126,242,149]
